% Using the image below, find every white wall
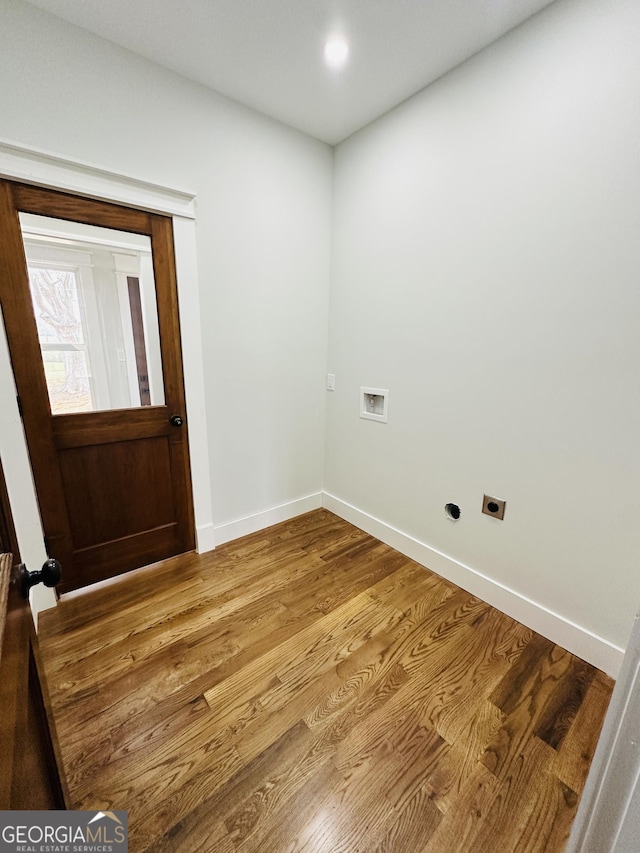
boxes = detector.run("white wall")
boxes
[326,0,640,671]
[0,1,332,548]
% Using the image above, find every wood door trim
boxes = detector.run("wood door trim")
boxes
[0,182,73,566]
[150,214,196,553]
[0,571,68,809]
[30,632,71,808]
[51,407,172,448]
[0,554,11,666]
[0,569,25,806]
[74,523,180,564]
[0,462,18,666]
[0,457,20,560]
[12,182,152,234]
[150,215,187,406]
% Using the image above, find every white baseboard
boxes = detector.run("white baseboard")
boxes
[322,491,624,677]
[195,522,216,555]
[213,493,323,546]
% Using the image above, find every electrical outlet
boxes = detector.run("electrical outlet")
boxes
[482,495,506,520]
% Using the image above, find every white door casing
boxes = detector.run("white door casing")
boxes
[0,139,215,619]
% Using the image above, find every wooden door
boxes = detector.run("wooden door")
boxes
[0,181,195,593]
[0,460,65,808]
[0,558,66,809]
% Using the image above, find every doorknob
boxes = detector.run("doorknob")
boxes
[20,558,62,598]
[170,415,184,427]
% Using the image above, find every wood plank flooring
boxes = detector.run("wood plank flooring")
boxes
[38,509,614,852]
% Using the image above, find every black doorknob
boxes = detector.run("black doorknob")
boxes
[170,415,184,427]
[20,558,62,598]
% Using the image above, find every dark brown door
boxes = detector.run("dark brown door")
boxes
[0,181,195,593]
[0,461,65,808]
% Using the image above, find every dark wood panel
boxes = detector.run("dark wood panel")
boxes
[10,643,64,809]
[37,510,614,853]
[0,182,74,570]
[51,407,171,449]
[0,554,11,664]
[59,438,175,547]
[0,554,66,809]
[149,214,195,554]
[149,215,185,407]
[0,459,20,559]
[71,525,181,590]
[12,182,151,234]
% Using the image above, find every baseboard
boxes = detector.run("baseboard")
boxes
[322,491,624,677]
[195,522,216,555]
[213,493,323,546]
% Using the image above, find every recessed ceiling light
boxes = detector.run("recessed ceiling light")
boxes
[324,38,349,69]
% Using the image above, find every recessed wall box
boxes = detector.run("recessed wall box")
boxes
[482,494,506,520]
[360,387,389,423]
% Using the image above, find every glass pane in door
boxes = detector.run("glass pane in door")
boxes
[19,213,165,415]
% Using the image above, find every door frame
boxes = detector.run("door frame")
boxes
[0,139,215,618]
[567,606,640,851]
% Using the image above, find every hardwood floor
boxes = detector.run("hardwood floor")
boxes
[38,509,614,852]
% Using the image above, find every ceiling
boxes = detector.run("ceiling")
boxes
[25,0,557,145]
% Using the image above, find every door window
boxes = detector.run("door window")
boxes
[19,213,165,415]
